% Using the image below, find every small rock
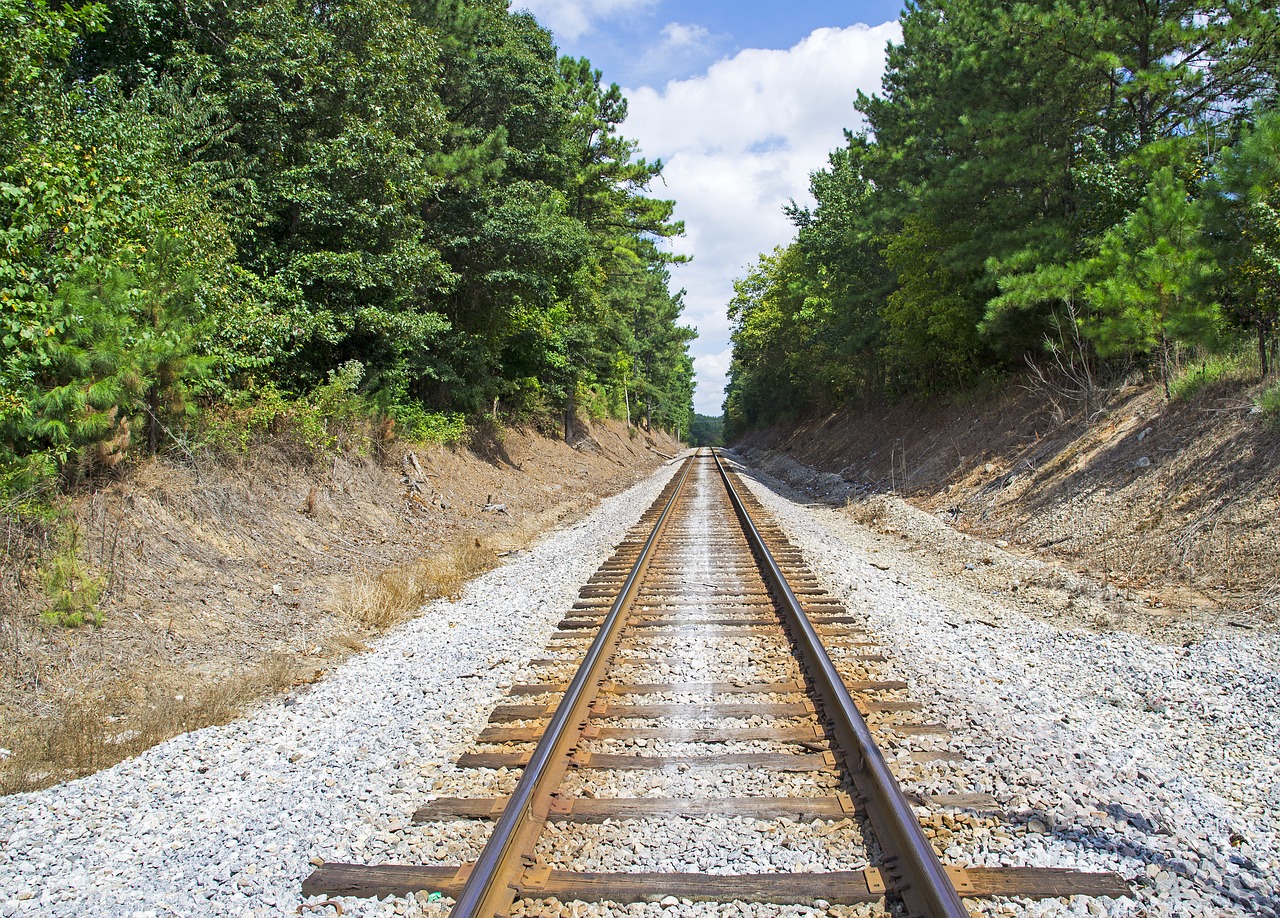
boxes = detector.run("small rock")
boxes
[660,895,680,907]
[1134,456,1151,469]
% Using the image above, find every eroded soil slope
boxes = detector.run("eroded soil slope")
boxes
[735,377,1279,632]
[1,418,679,789]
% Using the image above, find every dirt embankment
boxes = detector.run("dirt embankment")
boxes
[1,418,680,791]
[734,376,1279,632]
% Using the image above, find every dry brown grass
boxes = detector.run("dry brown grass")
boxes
[849,496,888,528]
[2,535,524,796]
[1,415,675,797]
[0,655,302,795]
[338,536,501,633]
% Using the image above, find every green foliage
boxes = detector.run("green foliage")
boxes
[882,218,985,392]
[688,415,724,448]
[208,364,368,456]
[1257,381,1280,423]
[0,446,58,515]
[387,402,469,446]
[205,387,329,455]
[1168,349,1258,401]
[1084,167,1219,396]
[725,0,1279,428]
[41,521,105,628]
[0,0,696,489]
[1203,110,1280,376]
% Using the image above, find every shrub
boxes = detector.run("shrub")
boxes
[387,402,468,445]
[41,522,105,627]
[204,362,370,456]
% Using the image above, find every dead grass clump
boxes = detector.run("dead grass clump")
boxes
[339,537,500,634]
[850,496,888,528]
[0,655,302,796]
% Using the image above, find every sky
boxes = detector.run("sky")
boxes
[515,0,905,415]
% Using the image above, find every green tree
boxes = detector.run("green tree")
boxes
[786,136,894,402]
[881,217,985,392]
[174,0,454,391]
[1203,110,1280,376]
[1085,167,1219,396]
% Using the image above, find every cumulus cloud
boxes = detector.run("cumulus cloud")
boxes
[659,21,712,49]
[693,349,734,397]
[624,22,901,414]
[515,0,659,41]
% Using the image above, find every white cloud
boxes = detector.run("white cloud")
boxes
[693,348,733,401]
[659,21,712,49]
[515,0,659,41]
[624,22,901,414]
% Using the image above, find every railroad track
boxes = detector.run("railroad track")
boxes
[304,450,1128,916]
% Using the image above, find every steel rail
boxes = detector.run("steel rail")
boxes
[449,454,696,918]
[711,450,969,918]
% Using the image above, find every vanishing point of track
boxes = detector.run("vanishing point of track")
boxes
[304,450,1128,916]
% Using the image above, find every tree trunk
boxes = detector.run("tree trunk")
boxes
[1160,330,1172,400]
[147,386,160,454]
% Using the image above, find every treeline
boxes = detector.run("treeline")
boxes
[1,0,695,501]
[725,0,1279,436]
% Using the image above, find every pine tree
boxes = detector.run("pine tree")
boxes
[1086,168,1219,397]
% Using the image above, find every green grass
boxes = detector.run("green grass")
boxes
[1169,350,1259,401]
[1258,380,1280,425]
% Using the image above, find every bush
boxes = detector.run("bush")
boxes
[204,362,370,455]
[387,402,468,445]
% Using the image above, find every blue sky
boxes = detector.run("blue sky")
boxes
[516,0,905,415]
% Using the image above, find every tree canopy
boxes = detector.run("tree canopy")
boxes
[1,0,696,497]
[726,0,1279,435]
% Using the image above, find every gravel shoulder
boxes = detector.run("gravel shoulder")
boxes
[727,451,1280,918]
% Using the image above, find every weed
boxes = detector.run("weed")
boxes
[851,497,888,528]
[389,402,468,445]
[0,656,301,795]
[203,364,371,457]
[0,450,60,519]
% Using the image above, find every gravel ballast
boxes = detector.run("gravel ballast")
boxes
[3,452,1277,918]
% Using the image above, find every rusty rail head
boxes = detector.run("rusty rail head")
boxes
[448,455,696,918]
[711,450,969,918]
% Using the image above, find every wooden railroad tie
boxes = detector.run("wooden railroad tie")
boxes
[304,862,1131,905]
